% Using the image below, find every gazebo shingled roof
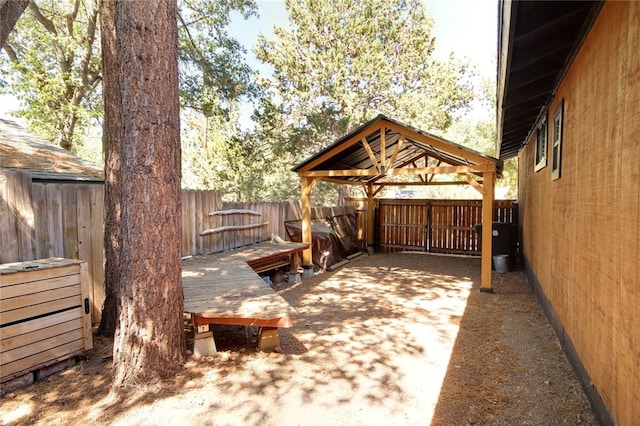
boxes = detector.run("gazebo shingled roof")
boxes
[293,114,503,184]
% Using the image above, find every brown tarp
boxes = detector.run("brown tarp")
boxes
[285,213,361,271]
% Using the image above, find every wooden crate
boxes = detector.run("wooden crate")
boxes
[0,258,93,383]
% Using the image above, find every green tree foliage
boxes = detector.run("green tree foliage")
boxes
[181,109,266,201]
[1,0,256,153]
[0,0,102,151]
[245,0,476,203]
[440,76,518,199]
[254,0,474,153]
[177,0,258,118]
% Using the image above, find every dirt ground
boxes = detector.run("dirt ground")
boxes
[1,253,596,425]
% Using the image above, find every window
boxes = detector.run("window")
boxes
[534,117,548,171]
[551,99,564,180]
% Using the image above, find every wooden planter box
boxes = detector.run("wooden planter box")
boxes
[0,258,93,383]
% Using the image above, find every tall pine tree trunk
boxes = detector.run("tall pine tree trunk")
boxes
[101,0,185,389]
[98,0,120,338]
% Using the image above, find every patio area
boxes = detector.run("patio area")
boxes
[0,253,596,425]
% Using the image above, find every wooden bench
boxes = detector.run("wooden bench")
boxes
[182,240,308,355]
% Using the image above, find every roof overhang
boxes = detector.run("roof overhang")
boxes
[496,0,603,159]
[293,115,502,186]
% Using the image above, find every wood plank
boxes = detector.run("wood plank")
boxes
[1,338,83,379]
[1,328,83,364]
[0,171,19,263]
[0,296,81,325]
[1,285,80,314]
[1,318,80,353]
[195,190,204,255]
[192,315,292,328]
[79,262,93,350]
[61,185,78,259]
[0,308,82,340]
[200,222,268,236]
[0,274,80,299]
[181,190,189,256]
[209,209,262,216]
[31,183,48,259]
[76,186,92,269]
[380,127,386,168]
[361,137,381,172]
[13,170,36,261]
[182,243,305,325]
[89,185,105,325]
[389,135,405,169]
[187,190,197,256]
[45,184,64,257]
[481,174,495,291]
[0,263,80,287]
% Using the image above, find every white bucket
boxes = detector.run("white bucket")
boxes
[493,255,509,273]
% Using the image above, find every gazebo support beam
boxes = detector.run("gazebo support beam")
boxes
[480,172,495,292]
[300,176,317,277]
[366,182,376,253]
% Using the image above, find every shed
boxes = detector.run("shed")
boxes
[0,118,103,182]
[293,114,503,291]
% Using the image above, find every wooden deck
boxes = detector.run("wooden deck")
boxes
[182,241,308,329]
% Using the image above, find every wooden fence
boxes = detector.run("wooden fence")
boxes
[0,170,354,324]
[348,198,518,255]
[2,169,516,325]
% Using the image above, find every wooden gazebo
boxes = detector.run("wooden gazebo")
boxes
[292,115,503,292]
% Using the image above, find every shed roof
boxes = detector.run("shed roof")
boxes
[293,114,502,184]
[496,0,603,159]
[0,118,104,182]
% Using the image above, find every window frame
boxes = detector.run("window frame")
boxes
[551,99,564,180]
[534,116,548,172]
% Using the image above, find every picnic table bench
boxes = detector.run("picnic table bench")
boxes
[182,239,308,355]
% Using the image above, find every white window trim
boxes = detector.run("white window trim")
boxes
[551,99,564,181]
[534,117,548,172]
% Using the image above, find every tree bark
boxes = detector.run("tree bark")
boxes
[101,0,185,390]
[0,0,28,47]
[97,0,119,338]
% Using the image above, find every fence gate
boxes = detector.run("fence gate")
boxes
[376,199,517,256]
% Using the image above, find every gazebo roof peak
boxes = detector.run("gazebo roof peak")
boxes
[292,115,503,184]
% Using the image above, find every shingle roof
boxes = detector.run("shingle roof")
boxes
[293,114,503,183]
[0,118,104,182]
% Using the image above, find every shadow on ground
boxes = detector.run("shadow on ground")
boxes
[0,253,597,425]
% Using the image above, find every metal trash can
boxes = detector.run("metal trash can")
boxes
[492,254,509,273]
[475,222,516,270]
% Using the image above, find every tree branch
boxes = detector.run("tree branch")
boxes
[27,1,56,34]
[79,0,99,86]
[28,1,72,74]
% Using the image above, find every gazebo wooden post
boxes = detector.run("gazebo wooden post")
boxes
[366,182,375,254]
[480,172,495,292]
[300,176,316,278]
